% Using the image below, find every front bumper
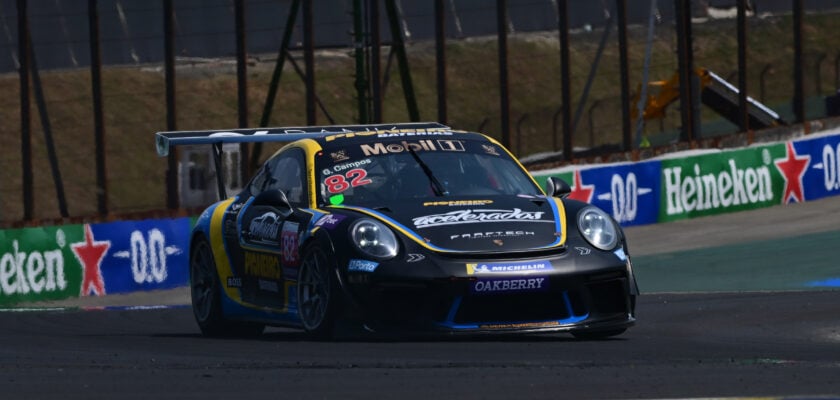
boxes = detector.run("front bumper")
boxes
[341,247,636,334]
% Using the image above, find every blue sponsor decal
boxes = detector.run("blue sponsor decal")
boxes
[314,214,346,229]
[787,134,840,202]
[466,260,552,275]
[348,259,378,272]
[584,161,661,227]
[92,218,191,295]
[471,276,549,294]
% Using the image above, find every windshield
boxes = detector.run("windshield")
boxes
[314,137,542,207]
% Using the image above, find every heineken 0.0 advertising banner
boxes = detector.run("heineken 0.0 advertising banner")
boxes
[531,129,840,226]
[531,160,661,226]
[658,145,783,222]
[789,132,840,201]
[0,218,191,306]
[0,224,84,305]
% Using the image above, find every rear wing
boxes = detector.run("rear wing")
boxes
[155,122,452,201]
[155,122,452,156]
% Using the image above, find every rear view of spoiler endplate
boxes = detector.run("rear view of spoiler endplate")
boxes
[155,122,452,200]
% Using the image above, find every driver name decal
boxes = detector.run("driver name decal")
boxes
[322,158,372,176]
[412,208,548,229]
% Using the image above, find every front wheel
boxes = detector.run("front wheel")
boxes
[191,238,264,337]
[297,243,340,338]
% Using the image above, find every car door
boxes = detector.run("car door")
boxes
[235,147,312,311]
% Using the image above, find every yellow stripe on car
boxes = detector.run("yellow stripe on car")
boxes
[209,198,238,300]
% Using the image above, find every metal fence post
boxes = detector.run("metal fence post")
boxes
[737,0,749,133]
[235,0,250,181]
[496,0,511,150]
[89,0,108,215]
[18,0,33,221]
[557,0,572,159]
[435,0,447,124]
[304,0,316,125]
[616,0,631,151]
[793,0,805,123]
[164,0,179,209]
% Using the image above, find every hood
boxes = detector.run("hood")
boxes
[340,196,566,253]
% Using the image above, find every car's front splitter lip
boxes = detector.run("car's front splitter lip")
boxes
[362,314,635,336]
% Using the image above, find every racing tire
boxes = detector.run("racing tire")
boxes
[570,328,627,340]
[190,238,265,337]
[297,243,340,339]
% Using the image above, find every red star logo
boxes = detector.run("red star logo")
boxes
[71,224,110,296]
[568,170,594,203]
[774,142,810,204]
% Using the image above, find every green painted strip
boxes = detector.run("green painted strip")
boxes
[633,229,840,293]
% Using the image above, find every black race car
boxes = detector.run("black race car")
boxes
[155,122,638,338]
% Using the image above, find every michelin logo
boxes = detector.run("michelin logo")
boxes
[466,261,552,275]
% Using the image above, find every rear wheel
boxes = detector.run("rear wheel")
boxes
[297,243,340,338]
[191,238,264,337]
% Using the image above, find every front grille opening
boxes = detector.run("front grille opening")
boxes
[453,290,586,324]
[587,279,628,315]
[369,285,452,324]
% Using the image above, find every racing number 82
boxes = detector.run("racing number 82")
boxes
[325,168,372,194]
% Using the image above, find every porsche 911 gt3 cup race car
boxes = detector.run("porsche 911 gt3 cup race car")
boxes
[155,122,638,338]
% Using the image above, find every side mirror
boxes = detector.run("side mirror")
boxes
[545,176,571,198]
[253,189,293,217]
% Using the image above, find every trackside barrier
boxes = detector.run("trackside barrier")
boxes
[0,218,192,306]
[2,130,840,305]
[531,128,840,226]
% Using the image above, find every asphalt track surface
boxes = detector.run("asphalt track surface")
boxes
[3,196,840,399]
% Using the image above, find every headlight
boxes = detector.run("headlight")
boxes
[350,219,398,259]
[577,206,618,251]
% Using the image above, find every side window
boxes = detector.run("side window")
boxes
[264,148,308,207]
[246,164,270,196]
